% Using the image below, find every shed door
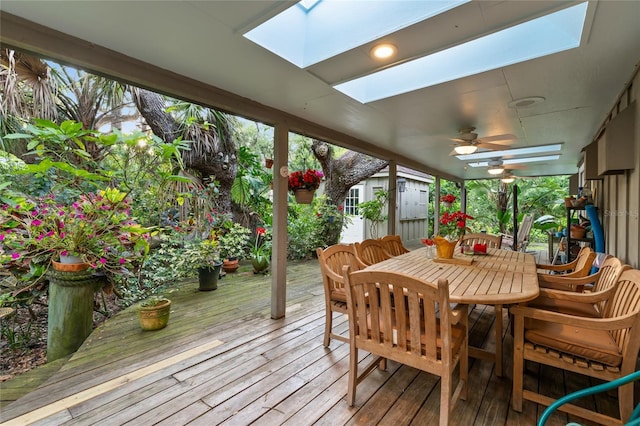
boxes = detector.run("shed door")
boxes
[340,185,364,243]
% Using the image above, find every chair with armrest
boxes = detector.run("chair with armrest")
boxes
[353,239,393,266]
[536,246,596,290]
[316,244,366,347]
[343,266,468,426]
[511,268,640,425]
[460,233,503,249]
[501,213,534,251]
[529,256,629,318]
[379,234,410,256]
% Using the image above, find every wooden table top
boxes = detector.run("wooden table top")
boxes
[365,247,539,305]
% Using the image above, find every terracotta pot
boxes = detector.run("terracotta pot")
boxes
[52,260,90,272]
[294,189,315,204]
[222,258,239,273]
[434,236,458,259]
[138,299,171,331]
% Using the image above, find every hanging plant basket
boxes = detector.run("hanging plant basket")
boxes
[265,158,274,169]
[294,189,315,204]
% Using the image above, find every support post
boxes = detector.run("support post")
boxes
[387,161,397,236]
[271,123,288,319]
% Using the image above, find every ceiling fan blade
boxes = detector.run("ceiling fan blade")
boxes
[450,137,469,143]
[505,164,527,170]
[448,149,460,156]
[476,134,517,143]
[477,142,511,151]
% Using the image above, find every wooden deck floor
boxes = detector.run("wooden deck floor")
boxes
[0,252,622,425]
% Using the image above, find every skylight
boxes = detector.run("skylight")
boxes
[335,2,588,103]
[467,155,561,168]
[455,144,563,161]
[244,0,468,68]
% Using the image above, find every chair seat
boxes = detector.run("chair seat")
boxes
[525,320,622,367]
[528,297,599,317]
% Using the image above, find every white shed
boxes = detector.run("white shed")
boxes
[340,166,433,246]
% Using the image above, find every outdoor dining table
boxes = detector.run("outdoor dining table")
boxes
[364,247,540,377]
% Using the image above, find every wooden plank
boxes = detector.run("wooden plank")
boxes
[0,340,223,426]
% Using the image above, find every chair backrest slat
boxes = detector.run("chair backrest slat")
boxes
[317,244,364,293]
[593,257,629,314]
[379,235,410,256]
[460,233,502,249]
[354,239,392,266]
[604,270,640,354]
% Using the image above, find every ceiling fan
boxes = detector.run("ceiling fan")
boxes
[486,158,527,175]
[449,127,516,155]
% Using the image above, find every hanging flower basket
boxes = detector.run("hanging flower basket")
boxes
[294,189,315,204]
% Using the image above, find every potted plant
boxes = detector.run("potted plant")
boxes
[288,169,323,204]
[435,210,474,259]
[137,295,171,331]
[0,187,150,277]
[217,222,250,272]
[250,226,271,274]
[182,236,223,291]
[440,193,457,208]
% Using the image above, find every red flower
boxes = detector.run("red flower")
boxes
[421,238,434,246]
[256,227,266,236]
[288,169,323,192]
[440,194,456,204]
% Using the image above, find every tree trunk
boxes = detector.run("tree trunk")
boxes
[131,88,237,213]
[312,140,388,244]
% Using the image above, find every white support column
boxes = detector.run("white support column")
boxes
[271,124,288,319]
[387,161,397,236]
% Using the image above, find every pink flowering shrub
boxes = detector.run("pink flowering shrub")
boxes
[0,187,150,276]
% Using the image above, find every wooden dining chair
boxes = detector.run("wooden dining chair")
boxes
[536,246,596,290]
[528,256,629,318]
[343,266,468,426]
[460,233,503,249]
[316,244,366,347]
[353,239,392,266]
[379,234,410,256]
[511,269,640,425]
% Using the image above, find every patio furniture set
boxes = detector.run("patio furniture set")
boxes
[317,236,640,425]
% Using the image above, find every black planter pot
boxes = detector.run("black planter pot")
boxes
[198,262,223,291]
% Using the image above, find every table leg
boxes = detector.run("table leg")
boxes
[494,304,503,377]
[466,304,503,377]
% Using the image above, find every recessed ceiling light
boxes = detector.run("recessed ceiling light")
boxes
[508,96,545,108]
[371,43,397,59]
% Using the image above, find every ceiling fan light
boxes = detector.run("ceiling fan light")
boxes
[487,166,504,175]
[454,145,478,155]
[501,176,515,183]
